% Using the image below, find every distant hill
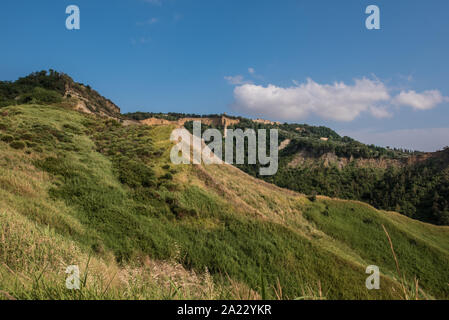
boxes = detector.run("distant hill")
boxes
[149,112,448,225]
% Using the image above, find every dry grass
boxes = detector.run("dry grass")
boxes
[0,206,236,300]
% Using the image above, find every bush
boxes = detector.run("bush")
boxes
[10,140,26,150]
[25,141,37,148]
[63,123,81,134]
[116,158,156,188]
[1,134,14,143]
[17,87,62,105]
[21,133,34,140]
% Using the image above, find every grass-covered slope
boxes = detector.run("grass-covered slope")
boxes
[183,118,449,226]
[0,104,448,300]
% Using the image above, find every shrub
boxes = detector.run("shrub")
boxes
[63,123,81,134]
[25,141,37,148]
[116,158,156,188]
[10,140,26,150]
[21,133,34,140]
[49,129,72,143]
[17,87,63,105]
[1,134,14,143]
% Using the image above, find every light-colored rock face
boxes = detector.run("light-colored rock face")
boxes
[221,117,240,127]
[279,139,291,151]
[74,99,92,114]
[122,119,141,126]
[287,150,406,170]
[141,116,240,128]
[141,118,175,126]
[64,82,121,117]
[253,118,281,125]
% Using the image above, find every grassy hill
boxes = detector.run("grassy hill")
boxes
[6,73,445,226]
[1,103,448,300]
[173,115,449,226]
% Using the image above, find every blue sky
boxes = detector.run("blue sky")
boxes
[0,0,448,151]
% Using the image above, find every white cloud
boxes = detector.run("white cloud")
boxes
[369,106,393,119]
[224,75,252,85]
[392,90,449,110]
[228,77,448,122]
[341,128,449,152]
[248,68,255,75]
[232,78,391,122]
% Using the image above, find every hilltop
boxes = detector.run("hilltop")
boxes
[0,70,120,117]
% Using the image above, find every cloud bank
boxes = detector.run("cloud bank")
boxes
[227,77,448,122]
[392,90,449,110]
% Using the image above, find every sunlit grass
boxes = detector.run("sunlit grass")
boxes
[0,104,448,300]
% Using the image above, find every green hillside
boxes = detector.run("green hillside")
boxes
[176,116,449,226]
[1,103,448,300]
